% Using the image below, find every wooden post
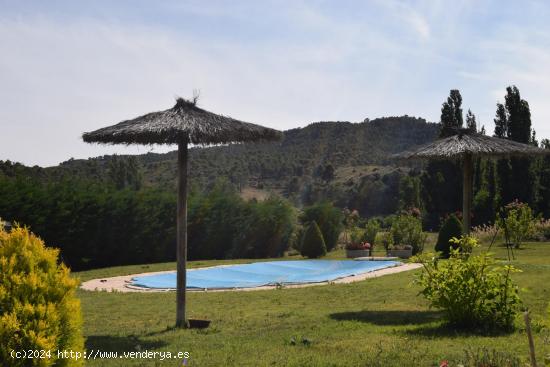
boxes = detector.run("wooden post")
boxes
[176,140,188,328]
[462,154,473,235]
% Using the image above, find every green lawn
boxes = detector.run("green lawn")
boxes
[76,240,550,366]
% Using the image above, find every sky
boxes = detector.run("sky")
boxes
[1,0,550,167]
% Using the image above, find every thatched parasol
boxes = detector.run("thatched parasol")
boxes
[395,128,549,234]
[83,98,282,327]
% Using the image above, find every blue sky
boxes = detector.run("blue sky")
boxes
[1,0,549,166]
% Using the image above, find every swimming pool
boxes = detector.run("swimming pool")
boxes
[130,260,401,290]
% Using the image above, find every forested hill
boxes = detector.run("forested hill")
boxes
[33,116,438,189]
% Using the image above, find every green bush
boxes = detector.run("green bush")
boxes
[390,214,426,255]
[348,227,365,246]
[231,196,297,258]
[300,202,343,251]
[497,201,535,249]
[435,214,463,258]
[300,221,327,258]
[364,219,380,248]
[380,231,394,252]
[0,226,84,367]
[413,236,521,331]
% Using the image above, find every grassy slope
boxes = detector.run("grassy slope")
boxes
[76,240,550,366]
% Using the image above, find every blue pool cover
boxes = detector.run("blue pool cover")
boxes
[130,260,400,290]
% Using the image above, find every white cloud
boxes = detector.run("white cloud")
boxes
[1,2,550,166]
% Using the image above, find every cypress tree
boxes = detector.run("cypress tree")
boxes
[422,90,463,229]
[538,139,550,217]
[300,221,327,258]
[465,109,477,133]
[494,86,535,206]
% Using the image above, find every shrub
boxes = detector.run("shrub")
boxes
[348,227,365,246]
[497,201,535,249]
[380,231,393,252]
[364,219,380,250]
[300,221,327,258]
[300,202,343,251]
[0,226,84,367]
[413,236,522,331]
[435,214,463,258]
[230,196,297,258]
[390,214,426,255]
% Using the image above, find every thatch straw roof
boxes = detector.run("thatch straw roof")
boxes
[83,98,282,145]
[395,129,548,160]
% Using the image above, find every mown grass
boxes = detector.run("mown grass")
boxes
[76,239,550,366]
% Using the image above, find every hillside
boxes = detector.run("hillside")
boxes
[1,116,439,215]
[55,116,437,184]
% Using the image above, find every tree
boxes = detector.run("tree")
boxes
[494,86,535,205]
[505,86,531,143]
[465,109,477,133]
[494,103,507,138]
[538,139,550,217]
[300,202,343,251]
[300,221,327,258]
[321,164,335,182]
[440,89,463,137]
[399,174,422,211]
[435,214,463,258]
[422,90,463,229]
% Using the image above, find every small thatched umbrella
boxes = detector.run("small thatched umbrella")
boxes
[83,98,282,327]
[395,128,549,234]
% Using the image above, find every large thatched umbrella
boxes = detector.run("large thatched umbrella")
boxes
[83,98,282,327]
[395,128,549,234]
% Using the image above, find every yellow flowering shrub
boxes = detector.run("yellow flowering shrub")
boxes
[0,226,83,367]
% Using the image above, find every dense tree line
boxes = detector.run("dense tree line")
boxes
[0,174,296,270]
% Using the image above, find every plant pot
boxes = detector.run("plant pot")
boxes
[387,248,412,259]
[187,319,211,329]
[346,249,370,258]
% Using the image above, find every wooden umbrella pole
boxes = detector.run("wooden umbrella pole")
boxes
[176,139,188,328]
[462,153,473,235]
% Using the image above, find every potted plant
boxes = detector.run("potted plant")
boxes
[345,238,371,258]
[387,244,413,259]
